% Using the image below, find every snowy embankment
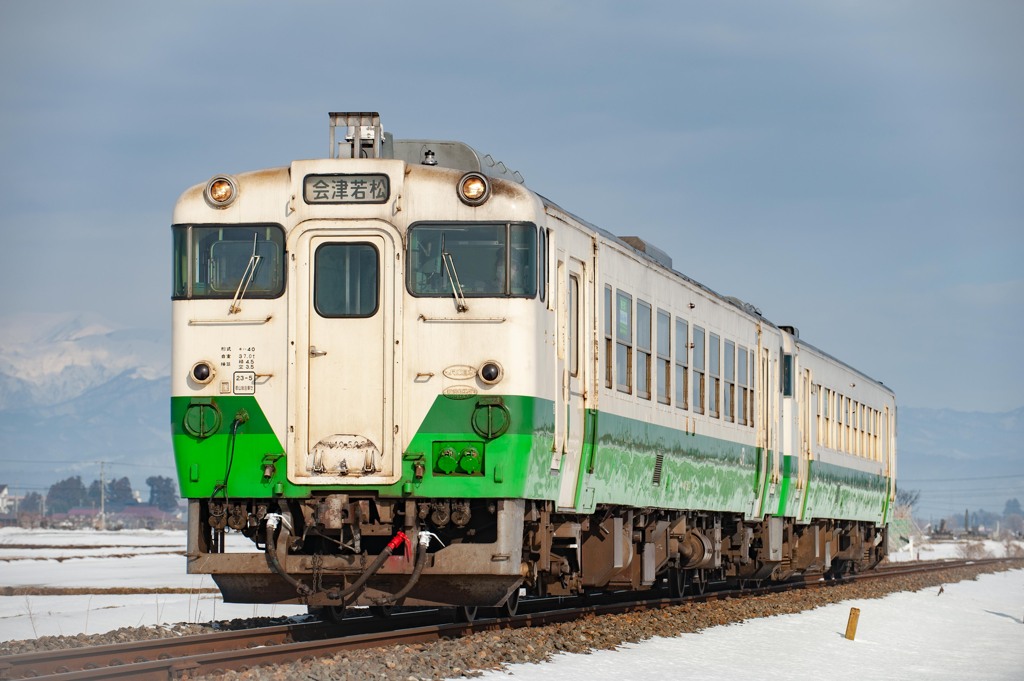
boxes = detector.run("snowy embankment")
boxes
[0,528,1021,680]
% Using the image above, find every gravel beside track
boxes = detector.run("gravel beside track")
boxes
[1,562,1018,679]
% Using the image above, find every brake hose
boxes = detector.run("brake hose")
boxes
[264,516,409,601]
[380,530,433,604]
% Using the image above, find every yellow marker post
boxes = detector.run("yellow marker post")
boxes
[845,607,861,640]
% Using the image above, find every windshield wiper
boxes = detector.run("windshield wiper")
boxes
[229,234,262,314]
[441,235,468,312]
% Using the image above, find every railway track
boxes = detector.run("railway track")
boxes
[0,558,1016,681]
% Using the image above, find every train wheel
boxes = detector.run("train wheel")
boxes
[501,588,520,617]
[667,567,688,598]
[369,604,394,618]
[485,588,521,618]
[456,606,478,623]
[308,605,346,623]
[692,569,708,595]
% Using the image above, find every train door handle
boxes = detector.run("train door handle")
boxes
[309,346,327,358]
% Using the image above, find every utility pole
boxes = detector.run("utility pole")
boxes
[99,461,106,531]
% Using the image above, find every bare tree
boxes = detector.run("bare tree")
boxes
[896,488,920,509]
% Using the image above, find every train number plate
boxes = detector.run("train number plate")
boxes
[233,371,256,395]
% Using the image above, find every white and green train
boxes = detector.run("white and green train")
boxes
[171,112,895,615]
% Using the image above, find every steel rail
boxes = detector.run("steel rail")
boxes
[1,557,1018,681]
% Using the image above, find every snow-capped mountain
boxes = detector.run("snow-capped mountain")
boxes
[0,313,171,494]
[0,312,168,410]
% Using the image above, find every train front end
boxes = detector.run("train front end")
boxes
[170,114,552,611]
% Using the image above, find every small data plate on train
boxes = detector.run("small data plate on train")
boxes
[233,371,256,395]
[303,173,390,204]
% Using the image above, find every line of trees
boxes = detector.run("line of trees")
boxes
[17,475,179,515]
[898,488,1023,534]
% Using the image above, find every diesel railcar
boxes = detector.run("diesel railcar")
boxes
[171,112,896,616]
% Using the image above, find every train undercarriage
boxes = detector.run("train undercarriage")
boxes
[189,494,887,614]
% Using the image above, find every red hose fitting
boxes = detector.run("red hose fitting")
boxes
[387,530,408,552]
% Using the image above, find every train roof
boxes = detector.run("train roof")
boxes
[332,113,890,395]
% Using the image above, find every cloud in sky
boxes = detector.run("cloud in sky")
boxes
[0,0,1021,412]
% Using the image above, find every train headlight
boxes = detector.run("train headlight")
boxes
[190,361,216,385]
[204,175,238,208]
[478,361,503,385]
[458,172,490,206]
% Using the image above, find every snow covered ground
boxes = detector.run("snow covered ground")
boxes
[0,528,307,640]
[478,568,1024,681]
[1,528,1021,680]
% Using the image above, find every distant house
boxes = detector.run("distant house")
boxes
[117,505,180,526]
[66,507,101,520]
[0,485,9,514]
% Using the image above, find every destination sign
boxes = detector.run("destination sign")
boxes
[303,173,390,204]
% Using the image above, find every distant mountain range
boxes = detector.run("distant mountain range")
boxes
[0,313,170,495]
[0,314,1020,520]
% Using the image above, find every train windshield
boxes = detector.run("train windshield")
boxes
[172,224,286,299]
[407,222,537,298]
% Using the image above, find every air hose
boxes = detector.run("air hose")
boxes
[264,517,409,602]
[329,530,409,602]
[264,513,313,597]
[379,530,433,604]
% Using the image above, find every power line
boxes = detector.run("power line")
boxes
[900,473,1024,483]
[2,459,175,470]
[916,486,1024,494]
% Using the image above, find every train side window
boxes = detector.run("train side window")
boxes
[692,325,705,414]
[724,340,735,422]
[819,385,827,444]
[836,394,844,451]
[637,300,652,400]
[616,290,633,394]
[657,309,671,405]
[569,274,580,378]
[709,333,721,418]
[737,345,748,425]
[675,318,689,410]
[843,396,850,452]
[867,407,874,460]
[538,228,547,303]
[314,242,379,317]
[858,403,865,457]
[747,350,755,427]
[604,285,613,389]
[850,399,856,454]
[821,387,829,446]
[782,354,794,397]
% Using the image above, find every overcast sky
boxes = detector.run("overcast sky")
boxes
[1,1,1021,413]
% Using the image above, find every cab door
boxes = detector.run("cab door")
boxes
[290,223,400,486]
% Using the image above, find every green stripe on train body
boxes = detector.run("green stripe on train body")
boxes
[172,394,888,525]
[171,396,292,499]
[582,411,759,514]
[801,459,888,524]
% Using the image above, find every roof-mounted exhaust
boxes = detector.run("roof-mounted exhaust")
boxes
[329,112,383,159]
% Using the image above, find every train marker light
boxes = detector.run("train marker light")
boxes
[190,361,215,384]
[458,172,490,206]
[205,175,238,208]
[478,361,503,384]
